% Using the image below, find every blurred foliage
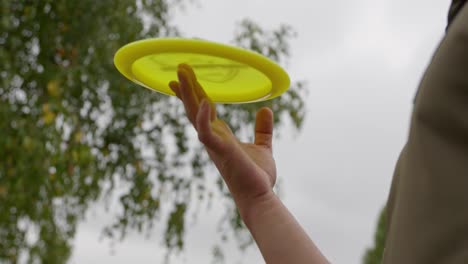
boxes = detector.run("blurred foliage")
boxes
[363,207,386,264]
[0,0,307,263]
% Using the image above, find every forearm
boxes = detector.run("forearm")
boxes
[236,192,329,264]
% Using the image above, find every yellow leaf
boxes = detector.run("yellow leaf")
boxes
[42,111,56,125]
[42,103,56,124]
[42,103,50,113]
[47,80,61,97]
[74,131,83,143]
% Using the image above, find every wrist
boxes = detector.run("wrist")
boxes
[235,190,280,228]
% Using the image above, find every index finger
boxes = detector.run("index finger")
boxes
[179,63,217,121]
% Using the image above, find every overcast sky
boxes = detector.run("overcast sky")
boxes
[71,0,452,263]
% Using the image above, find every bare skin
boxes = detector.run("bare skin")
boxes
[169,64,329,264]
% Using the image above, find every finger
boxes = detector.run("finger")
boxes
[179,63,198,84]
[254,107,274,149]
[180,63,206,104]
[179,63,203,99]
[168,81,182,100]
[180,63,217,121]
[178,66,200,124]
[196,99,224,153]
[208,97,217,122]
[198,94,217,122]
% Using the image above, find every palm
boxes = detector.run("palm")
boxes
[206,119,276,199]
[241,142,276,185]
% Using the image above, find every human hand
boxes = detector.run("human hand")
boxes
[169,64,329,264]
[168,64,277,215]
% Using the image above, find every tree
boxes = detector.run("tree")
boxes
[0,0,306,263]
[363,207,386,264]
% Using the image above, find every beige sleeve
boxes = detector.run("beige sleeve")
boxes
[383,3,468,264]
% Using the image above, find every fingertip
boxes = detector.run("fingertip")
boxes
[178,63,189,70]
[255,107,274,136]
[178,64,190,77]
[179,63,193,72]
[257,107,273,119]
[168,80,178,89]
[178,68,194,95]
[179,63,198,84]
[168,81,181,98]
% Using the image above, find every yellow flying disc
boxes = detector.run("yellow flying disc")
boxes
[114,38,290,104]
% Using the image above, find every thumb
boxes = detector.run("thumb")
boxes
[254,107,274,149]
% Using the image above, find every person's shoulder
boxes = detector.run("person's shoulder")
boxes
[447,0,467,30]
